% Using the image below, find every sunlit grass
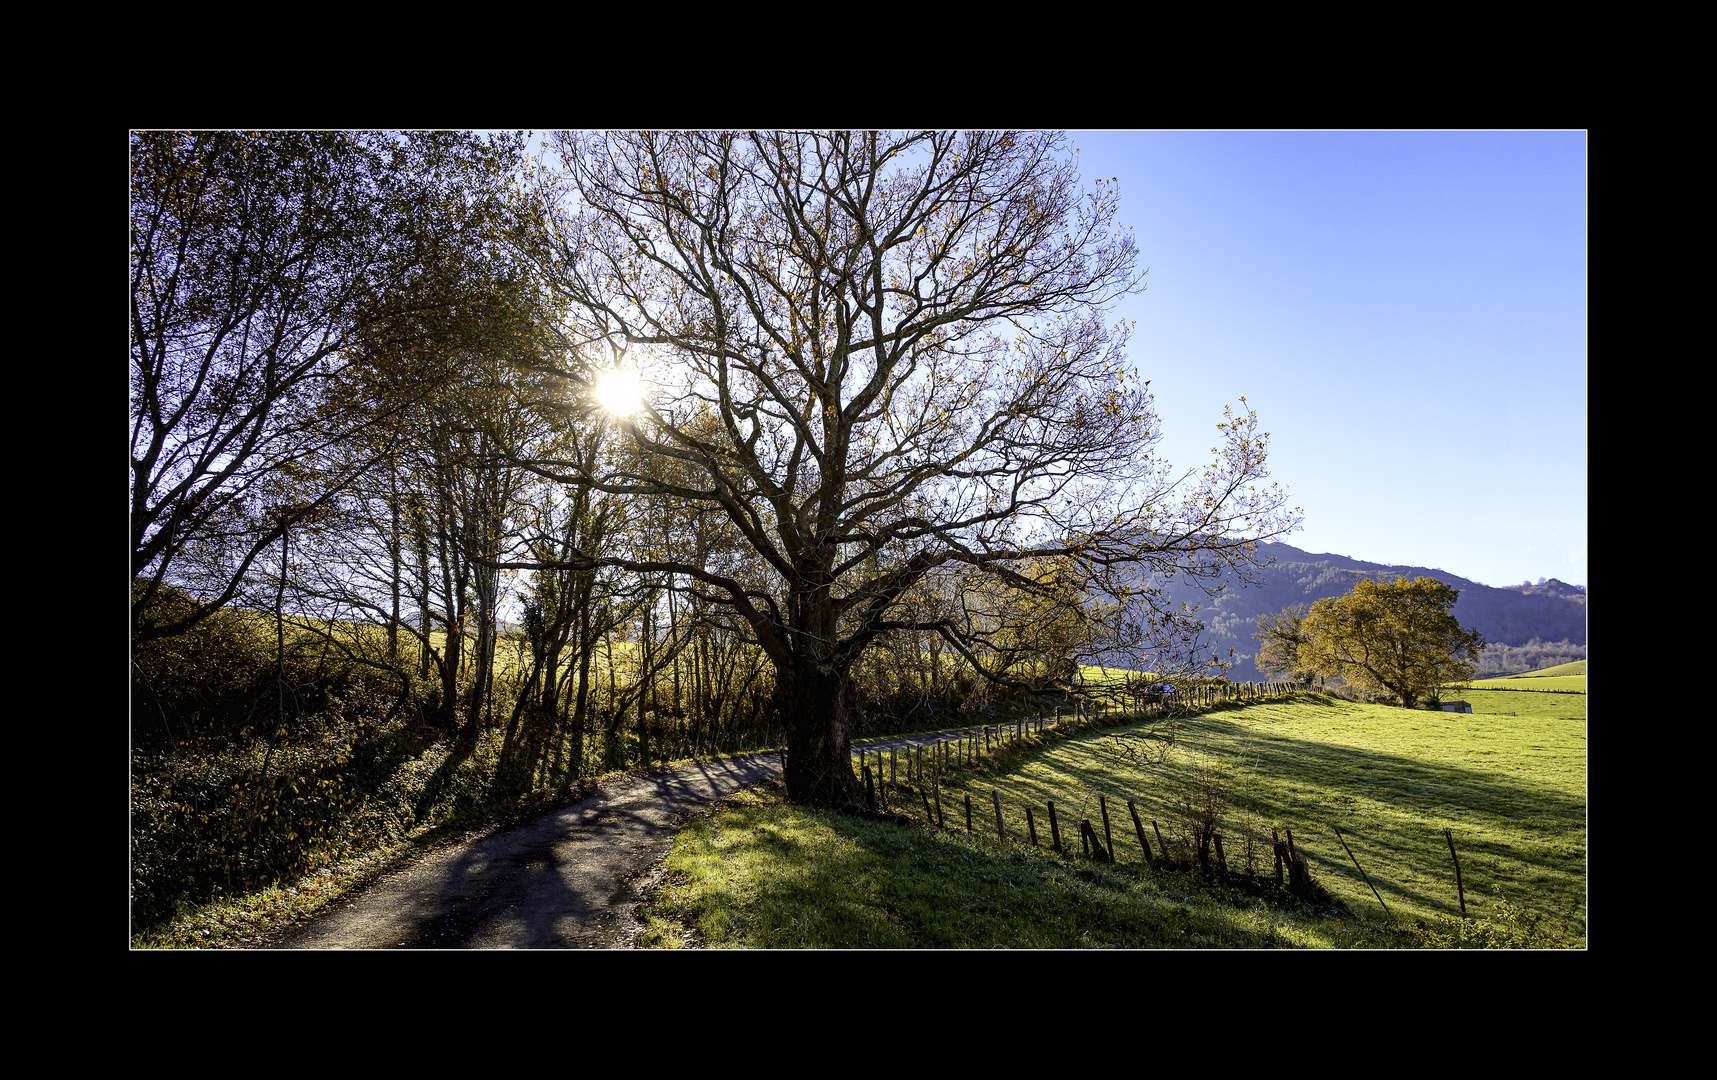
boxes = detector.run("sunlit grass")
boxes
[1456,691,1586,722]
[646,694,1586,948]
[1470,673,1586,693]
[1509,660,1585,678]
[970,698,1581,938]
[644,782,1349,949]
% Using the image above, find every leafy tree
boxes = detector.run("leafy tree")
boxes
[1253,602,1314,684]
[506,130,1299,806]
[1300,577,1484,707]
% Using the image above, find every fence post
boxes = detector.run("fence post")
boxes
[1048,800,1062,853]
[993,789,1006,842]
[1128,801,1153,867]
[1026,805,1038,846]
[1099,796,1116,863]
[1333,823,1393,923]
[1444,827,1467,918]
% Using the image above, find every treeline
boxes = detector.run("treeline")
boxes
[1472,639,1587,678]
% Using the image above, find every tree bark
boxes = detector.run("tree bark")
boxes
[777,660,860,806]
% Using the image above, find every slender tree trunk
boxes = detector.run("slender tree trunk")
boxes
[388,456,401,667]
[571,578,593,773]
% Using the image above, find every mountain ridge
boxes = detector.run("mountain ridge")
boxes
[1132,542,1587,682]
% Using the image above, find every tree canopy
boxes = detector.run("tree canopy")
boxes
[129,129,525,644]
[503,130,1301,805]
[1253,602,1314,684]
[1300,577,1485,707]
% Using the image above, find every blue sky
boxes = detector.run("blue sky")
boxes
[1065,130,1587,588]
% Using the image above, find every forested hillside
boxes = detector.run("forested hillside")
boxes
[1145,543,1587,682]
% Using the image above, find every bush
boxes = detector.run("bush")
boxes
[132,586,278,750]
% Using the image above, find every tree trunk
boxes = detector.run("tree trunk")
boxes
[570,580,593,774]
[777,660,860,807]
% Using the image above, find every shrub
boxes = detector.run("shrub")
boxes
[132,586,277,750]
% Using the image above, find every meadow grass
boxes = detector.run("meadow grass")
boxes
[1508,660,1585,678]
[1470,673,1586,693]
[645,694,1586,948]
[643,781,1356,949]
[1457,689,1586,721]
[1458,666,1585,722]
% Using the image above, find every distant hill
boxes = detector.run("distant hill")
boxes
[1126,542,1587,682]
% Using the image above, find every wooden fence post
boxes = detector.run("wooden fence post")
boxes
[1152,820,1169,863]
[1128,801,1153,867]
[1332,823,1393,922]
[863,765,875,813]
[993,789,1006,842]
[1026,805,1038,846]
[1048,800,1062,853]
[919,786,936,828]
[1099,796,1115,864]
[1444,827,1467,918]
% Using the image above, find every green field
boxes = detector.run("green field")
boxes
[1457,689,1585,721]
[645,693,1587,948]
[1458,661,1586,721]
[1470,675,1586,693]
[1504,660,1586,678]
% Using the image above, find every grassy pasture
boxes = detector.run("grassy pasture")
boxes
[645,780,1350,948]
[646,694,1587,947]
[1470,673,1586,692]
[960,699,1582,934]
[1459,664,1585,721]
[1506,660,1585,678]
[1456,690,1585,721]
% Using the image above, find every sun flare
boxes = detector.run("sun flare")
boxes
[593,368,643,416]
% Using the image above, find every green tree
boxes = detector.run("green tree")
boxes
[1253,602,1314,684]
[506,130,1299,806]
[1300,577,1484,707]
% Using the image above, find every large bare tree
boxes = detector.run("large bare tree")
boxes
[505,130,1299,805]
